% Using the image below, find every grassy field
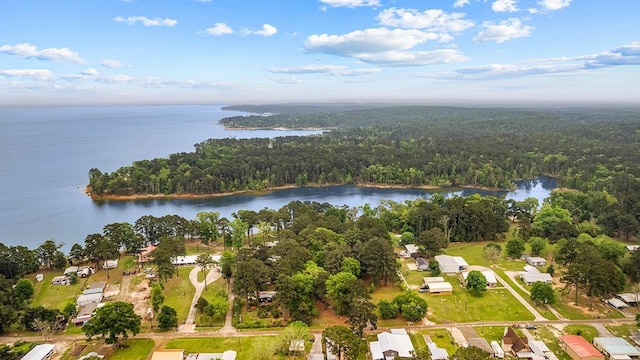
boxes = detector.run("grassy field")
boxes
[32,271,85,310]
[164,336,277,360]
[493,268,558,321]
[110,338,156,360]
[163,266,197,323]
[534,326,572,360]
[605,323,638,338]
[423,276,534,323]
[420,328,457,355]
[554,290,625,320]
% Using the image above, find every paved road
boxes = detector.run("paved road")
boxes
[178,266,221,333]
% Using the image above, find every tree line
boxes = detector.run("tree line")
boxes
[87,105,640,197]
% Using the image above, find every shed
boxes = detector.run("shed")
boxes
[427,282,453,295]
[36,273,44,282]
[73,303,98,326]
[424,277,445,284]
[560,335,604,360]
[428,342,449,360]
[416,257,429,271]
[83,287,103,295]
[593,337,640,360]
[616,293,640,306]
[606,298,628,309]
[405,244,419,259]
[520,272,553,286]
[21,344,55,360]
[460,270,497,287]
[526,257,547,266]
[523,265,540,274]
[77,292,103,307]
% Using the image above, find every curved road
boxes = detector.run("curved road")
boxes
[178,266,221,333]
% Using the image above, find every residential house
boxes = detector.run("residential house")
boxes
[460,270,497,287]
[73,303,98,326]
[416,257,429,271]
[173,255,198,266]
[185,351,237,360]
[138,245,157,264]
[151,349,184,360]
[502,327,531,358]
[370,328,415,360]
[77,292,103,307]
[21,344,55,360]
[593,337,640,360]
[427,341,449,360]
[435,255,468,274]
[560,336,604,360]
[405,244,420,259]
[423,277,445,285]
[520,266,553,286]
[526,257,547,267]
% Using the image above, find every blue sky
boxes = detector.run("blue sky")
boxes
[1,0,639,106]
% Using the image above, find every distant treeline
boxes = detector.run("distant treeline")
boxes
[88,105,640,197]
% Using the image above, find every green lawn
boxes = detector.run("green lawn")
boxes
[111,338,155,360]
[420,329,457,355]
[493,268,558,321]
[474,325,505,342]
[32,273,85,310]
[164,336,276,360]
[424,277,534,323]
[163,266,197,323]
[554,291,625,320]
[562,325,599,343]
[534,326,572,360]
[605,323,638,338]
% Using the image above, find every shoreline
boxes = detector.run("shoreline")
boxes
[86,180,521,201]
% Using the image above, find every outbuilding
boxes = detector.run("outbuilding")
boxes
[51,275,68,285]
[427,341,449,360]
[606,298,628,310]
[616,293,640,306]
[526,257,547,267]
[435,255,468,274]
[21,344,55,360]
[77,292,103,307]
[593,337,640,360]
[405,244,420,259]
[560,336,604,360]
[416,257,429,271]
[427,281,453,295]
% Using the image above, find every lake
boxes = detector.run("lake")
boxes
[0,105,556,251]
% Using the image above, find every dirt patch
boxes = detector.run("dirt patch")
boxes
[458,326,481,339]
[69,345,87,357]
[114,274,151,318]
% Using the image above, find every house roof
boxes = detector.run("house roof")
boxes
[521,272,553,284]
[560,335,604,359]
[370,341,384,360]
[150,349,184,360]
[607,298,628,309]
[416,257,428,266]
[194,351,237,360]
[77,303,98,316]
[523,265,540,274]
[428,282,453,292]
[424,276,445,283]
[173,255,198,265]
[428,342,449,360]
[77,293,103,303]
[617,293,640,303]
[503,327,529,353]
[405,244,419,253]
[377,329,415,358]
[452,256,469,267]
[594,338,640,356]
[435,255,468,268]
[527,257,546,263]
[22,344,55,360]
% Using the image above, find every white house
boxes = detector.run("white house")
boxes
[77,292,103,307]
[173,255,198,266]
[370,329,415,360]
[428,342,449,360]
[405,244,419,259]
[526,257,547,267]
[435,255,468,274]
[520,266,553,286]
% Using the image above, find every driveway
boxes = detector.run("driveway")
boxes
[178,266,221,333]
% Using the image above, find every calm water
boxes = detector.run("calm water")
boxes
[0,105,556,251]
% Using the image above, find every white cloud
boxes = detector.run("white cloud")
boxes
[101,59,126,68]
[473,18,532,43]
[319,0,380,8]
[538,0,572,11]
[427,42,640,80]
[377,8,474,32]
[254,24,278,37]
[203,23,233,36]
[492,0,519,13]
[453,0,469,8]
[81,68,100,76]
[306,28,448,57]
[0,43,85,63]
[357,49,469,66]
[115,16,177,27]
[0,68,54,80]
[96,74,134,83]
[268,64,382,76]
[273,77,302,84]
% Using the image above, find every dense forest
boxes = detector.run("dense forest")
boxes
[88,105,640,196]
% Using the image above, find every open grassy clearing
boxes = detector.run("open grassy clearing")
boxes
[110,338,156,360]
[419,328,457,355]
[605,323,638,338]
[162,266,197,323]
[424,275,534,323]
[164,336,277,360]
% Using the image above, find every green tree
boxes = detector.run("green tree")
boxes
[103,222,135,255]
[157,305,178,330]
[196,211,220,249]
[505,238,526,258]
[359,237,399,286]
[0,276,17,333]
[341,257,361,277]
[529,237,547,257]
[347,297,377,338]
[219,250,235,283]
[233,255,271,306]
[322,325,360,360]
[530,281,555,305]
[203,295,229,322]
[36,239,62,270]
[429,259,441,276]
[325,271,365,315]
[465,270,487,294]
[150,282,164,313]
[68,243,85,265]
[275,272,316,324]
[14,279,34,307]
[82,301,141,346]
[378,300,399,319]
[393,292,428,322]
[195,253,215,289]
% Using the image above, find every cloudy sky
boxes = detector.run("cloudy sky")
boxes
[1,0,639,106]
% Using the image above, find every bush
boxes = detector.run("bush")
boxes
[378,300,399,319]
